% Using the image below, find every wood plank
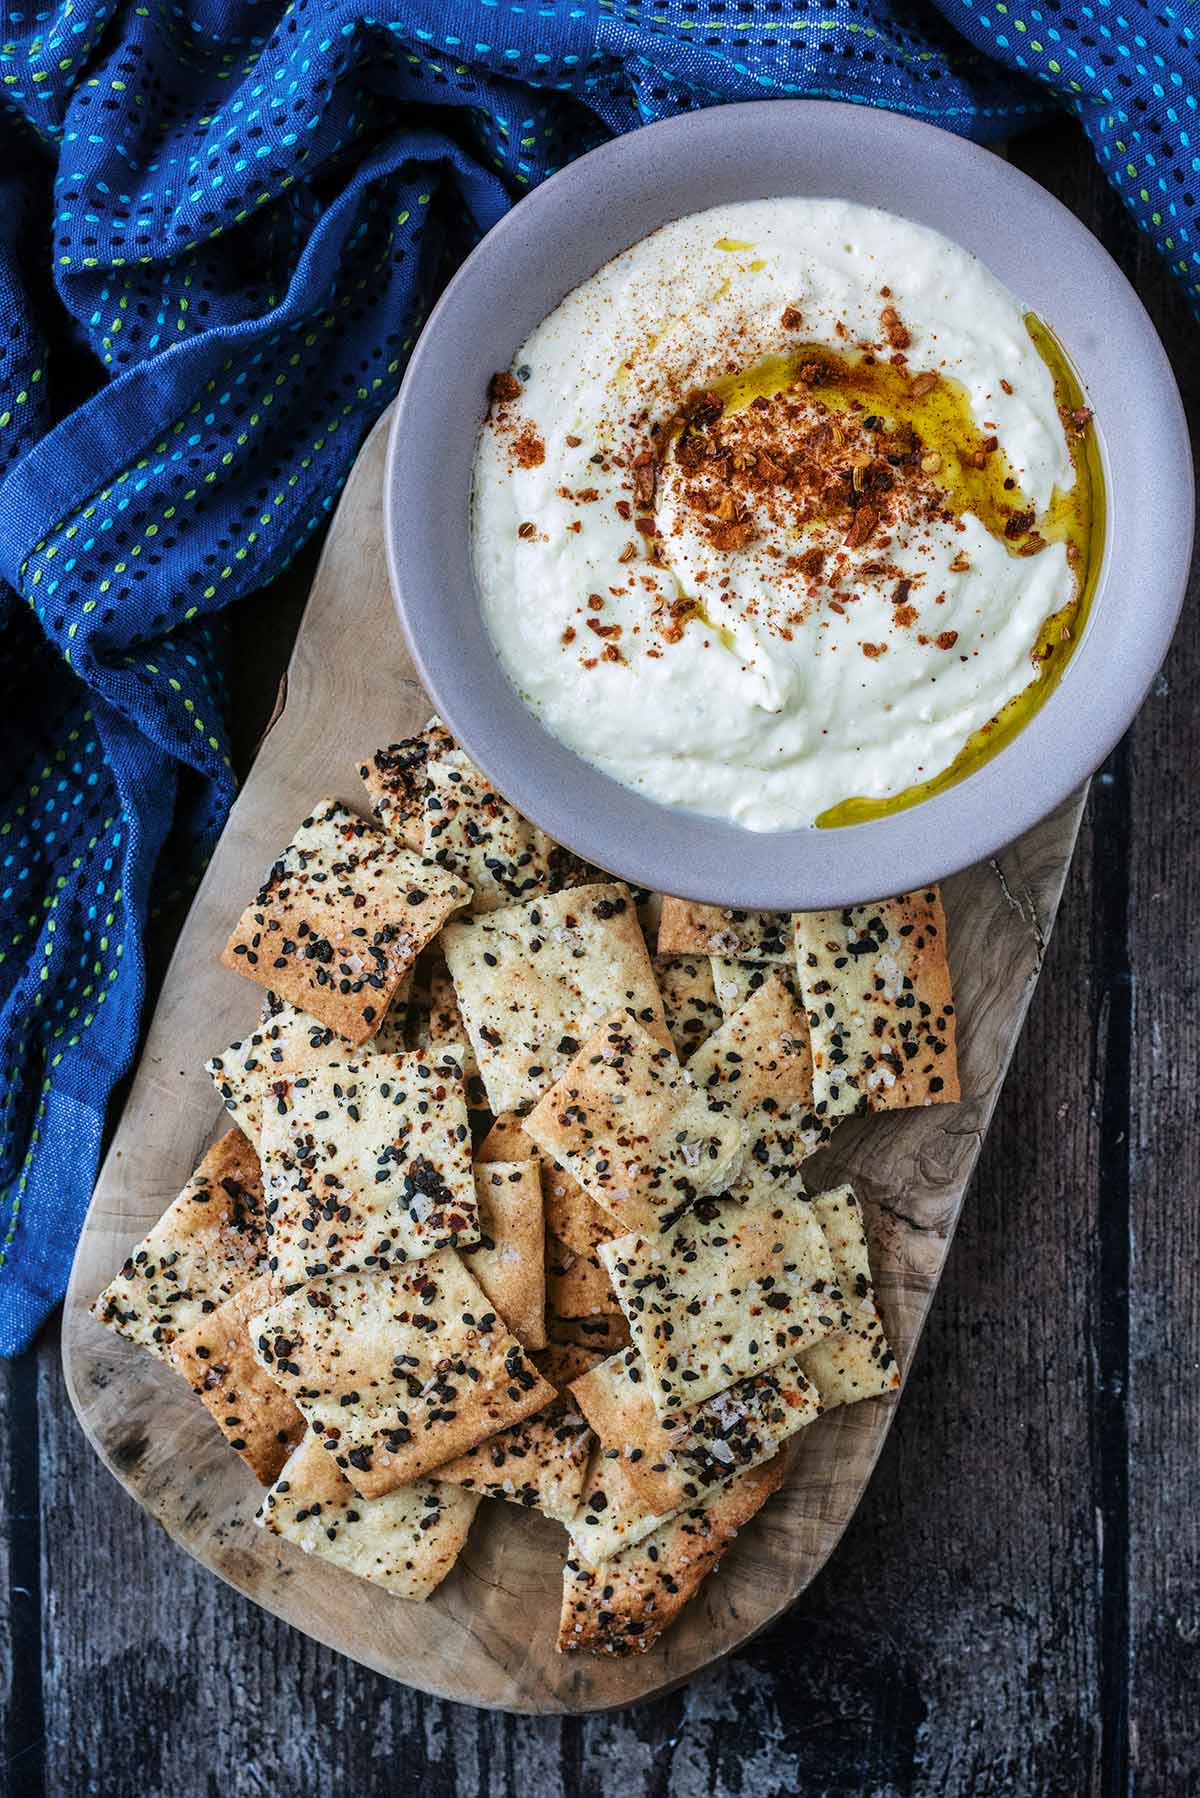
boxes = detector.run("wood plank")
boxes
[1,1353,44,1797]
[1124,221,1200,1796]
[56,386,1086,1714]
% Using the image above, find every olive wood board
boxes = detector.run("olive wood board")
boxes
[62,406,1087,1714]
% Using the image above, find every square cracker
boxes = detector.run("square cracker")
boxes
[423,748,551,913]
[801,1185,901,1408]
[571,1343,819,1516]
[261,1049,478,1289]
[460,1160,546,1349]
[525,1015,745,1235]
[687,973,825,1194]
[250,1256,556,1497]
[434,1343,597,1523]
[220,798,469,1045]
[653,955,723,1062]
[173,1272,306,1483]
[440,882,668,1116]
[92,1128,266,1360]
[794,888,959,1118]
[658,902,792,961]
[358,719,455,851]
[257,1428,479,1599]
[599,1182,847,1414]
[558,1455,787,1657]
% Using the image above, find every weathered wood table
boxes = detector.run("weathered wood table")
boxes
[1,120,1197,1797]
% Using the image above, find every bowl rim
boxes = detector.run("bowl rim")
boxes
[385,99,1192,909]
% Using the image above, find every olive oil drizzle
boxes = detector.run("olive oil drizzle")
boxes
[813,315,1101,825]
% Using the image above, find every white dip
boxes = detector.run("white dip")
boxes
[471,198,1078,831]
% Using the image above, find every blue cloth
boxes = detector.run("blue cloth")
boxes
[0,2,1194,1353]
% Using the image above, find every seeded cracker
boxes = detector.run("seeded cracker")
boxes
[92,1128,266,1360]
[688,973,825,1193]
[250,1256,556,1496]
[525,1015,745,1234]
[599,1184,846,1413]
[257,1429,479,1598]
[173,1272,306,1483]
[435,1343,598,1522]
[571,1343,819,1516]
[220,798,469,1045]
[440,882,668,1116]
[658,902,792,961]
[653,954,724,1061]
[801,1185,900,1407]
[423,748,552,913]
[558,1456,788,1656]
[460,1160,547,1349]
[261,1049,477,1289]
[358,718,456,851]
[794,888,959,1117]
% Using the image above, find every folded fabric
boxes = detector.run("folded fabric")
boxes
[0,0,1193,1353]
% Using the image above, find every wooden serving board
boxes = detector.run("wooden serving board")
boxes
[62,407,1086,1714]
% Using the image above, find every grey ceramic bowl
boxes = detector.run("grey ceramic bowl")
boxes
[385,101,1191,909]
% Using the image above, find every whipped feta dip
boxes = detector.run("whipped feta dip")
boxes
[471,198,1090,832]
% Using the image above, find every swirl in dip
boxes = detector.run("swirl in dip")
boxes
[471,199,1097,831]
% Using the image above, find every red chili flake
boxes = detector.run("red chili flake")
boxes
[512,425,545,469]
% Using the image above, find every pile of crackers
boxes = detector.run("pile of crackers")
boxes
[93,720,959,1658]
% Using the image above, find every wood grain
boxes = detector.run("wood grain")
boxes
[58,396,1085,1714]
